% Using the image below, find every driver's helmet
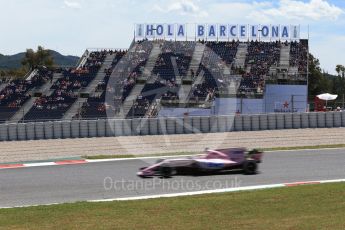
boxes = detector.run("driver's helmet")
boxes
[248,149,259,155]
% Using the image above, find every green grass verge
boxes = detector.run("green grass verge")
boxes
[83,144,345,160]
[1,183,345,229]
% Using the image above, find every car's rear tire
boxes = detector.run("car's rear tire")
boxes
[159,166,173,178]
[243,160,257,175]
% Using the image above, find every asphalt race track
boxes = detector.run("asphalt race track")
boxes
[1,149,345,208]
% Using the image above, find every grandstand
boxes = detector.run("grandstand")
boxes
[0,38,308,122]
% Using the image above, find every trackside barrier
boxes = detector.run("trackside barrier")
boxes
[218,116,228,132]
[149,118,158,135]
[114,119,124,136]
[234,116,243,131]
[166,118,176,135]
[44,122,54,139]
[301,113,309,128]
[158,117,167,135]
[71,120,80,138]
[0,112,345,141]
[326,112,334,128]
[317,112,326,128]
[251,115,260,131]
[209,116,218,133]
[308,112,317,128]
[268,114,276,130]
[140,119,149,135]
[259,114,268,130]
[53,121,62,139]
[275,114,284,130]
[8,123,17,141]
[97,119,106,137]
[228,115,235,132]
[80,120,88,138]
[243,115,251,131]
[192,116,201,133]
[200,116,210,133]
[88,120,97,137]
[292,113,301,129]
[17,123,26,140]
[26,123,35,140]
[183,117,192,134]
[62,121,71,138]
[0,124,8,141]
[35,122,44,140]
[132,119,141,136]
[342,112,345,127]
[123,119,132,136]
[284,113,293,129]
[105,119,115,137]
[175,117,184,134]
[334,112,341,128]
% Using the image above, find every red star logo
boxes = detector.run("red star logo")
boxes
[283,101,289,108]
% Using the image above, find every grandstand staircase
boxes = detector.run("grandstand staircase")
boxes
[143,43,161,82]
[181,71,205,105]
[0,82,7,92]
[82,53,116,94]
[233,43,248,69]
[62,53,117,120]
[178,43,205,104]
[288,66,299,76]
[121,86,145,118]
[280,44,290,67]
[118,44,162,118]
[229,75,241,95]
[9,73,63,122]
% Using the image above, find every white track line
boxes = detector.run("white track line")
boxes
[89,179,345,202]
[1,179,344,209]
[23,162,56,167]
[89,184,284,202]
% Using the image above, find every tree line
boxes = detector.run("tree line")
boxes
[308,54,345,100]
[0,46,54,79]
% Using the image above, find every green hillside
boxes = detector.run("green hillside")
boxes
[0,50,80,69]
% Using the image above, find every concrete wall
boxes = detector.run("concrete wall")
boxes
[158,107,212,117]
[264,84,307,113]
[0,111,344,141]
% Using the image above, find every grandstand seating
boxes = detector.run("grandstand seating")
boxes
[238,41,281,96]
[127,81,166,118]
[0,67,52,122]
[23,51,107,121]
[152,41,195,81]
[290,40,308,73]
[79,50,126,119]
[125,41,193,118]
[0,40,308,121]
[189,41,239,102]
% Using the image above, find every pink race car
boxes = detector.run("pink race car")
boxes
[137,148,263,178]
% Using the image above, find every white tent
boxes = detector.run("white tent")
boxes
[317,93,338,107]
[317,93,338,101]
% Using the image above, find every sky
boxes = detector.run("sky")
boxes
[0,0,344,74]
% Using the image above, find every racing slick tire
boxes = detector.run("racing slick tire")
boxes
[243,160,258,175]
[159,166,174,178]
